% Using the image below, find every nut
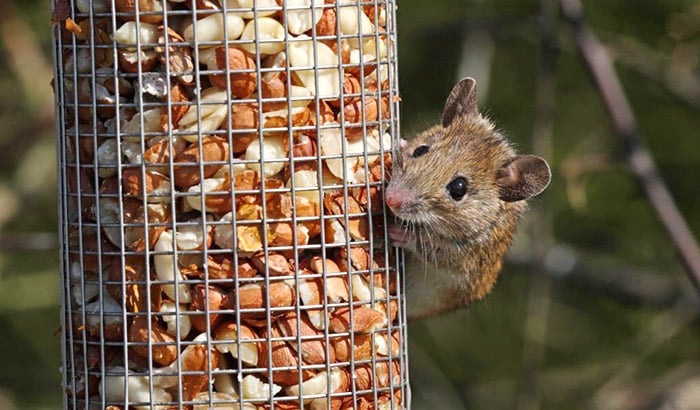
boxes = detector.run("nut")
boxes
[324,193,369,241]
[185,177,230,213]
[209,46,257,98]
[177,87,229,142]
[173,136,230,188]
[250,251,292,277]
[157,26,194,85]
[153,230,192,303]
[353,360,401,391]
[315,7,337,36]
[112,21,159,47]
[174,216,214,251]
[229,281,296,319]
[108,254,160,313]
[220,0,278,19]
[118,49,159,74]
[279,312,336,365]
[239,17,286,56]
[128,315,178,366]
[285,368,349,405]
[162,84,191,130]
[98,189,170,251]
[284,0,324,35]
[260,73,287,112]
[328,74,362,109]
[179,332,220,401]
[240,374,282,401]
[214,321,259,366]
[182,12,244,44]
[159,299,192,339]
[189,284,227,332]
[121,167,170,200]
[69,229,115,273]
[101,366,172,409]
[81,292,124,341]
[297,258,350,330]
[110,0,169,24]
[258,323,314,386]
[332,333,372,362]
[206,253,257,281]
[308,256,350,303]
[289,36,341,98]
[244,135,288,178]
[333,330,400,363]
[122,108,165,139]
[330,306,387,334]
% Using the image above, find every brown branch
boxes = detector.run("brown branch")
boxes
[559,0,700,293]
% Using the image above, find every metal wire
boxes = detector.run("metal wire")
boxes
[53,0,407,408]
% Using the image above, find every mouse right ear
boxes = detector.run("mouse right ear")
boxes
[442,77,479,128]
[495,155,552,202]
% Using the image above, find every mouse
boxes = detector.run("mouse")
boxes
[384,77,552,320]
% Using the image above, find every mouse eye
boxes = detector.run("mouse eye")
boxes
[446,177,469,201]
[411,145,429,158]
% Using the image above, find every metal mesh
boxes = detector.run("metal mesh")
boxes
[52,0,407,408]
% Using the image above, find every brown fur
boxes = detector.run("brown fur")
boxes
[386,78,550,320]
[391,117,526,319]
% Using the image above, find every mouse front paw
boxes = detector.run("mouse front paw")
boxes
[387,224,417,250]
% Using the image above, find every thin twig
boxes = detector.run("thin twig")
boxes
[559,0,700,293]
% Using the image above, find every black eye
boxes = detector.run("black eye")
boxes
[412,145,429,158]
[446,177,469,200]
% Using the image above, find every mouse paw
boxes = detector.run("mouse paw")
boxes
[387,224,416,250]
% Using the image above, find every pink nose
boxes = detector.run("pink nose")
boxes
[386,191,402,209]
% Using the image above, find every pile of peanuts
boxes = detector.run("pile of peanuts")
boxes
[55,0,404,408]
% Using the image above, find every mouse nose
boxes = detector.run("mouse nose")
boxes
[385,191,402,210]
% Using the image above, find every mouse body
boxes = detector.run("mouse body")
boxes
[385,78,551,320]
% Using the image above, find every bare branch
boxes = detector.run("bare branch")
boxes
[559,0,700,293]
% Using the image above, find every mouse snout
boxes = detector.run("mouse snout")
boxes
[385,191,402,210]
[385,183,416,212]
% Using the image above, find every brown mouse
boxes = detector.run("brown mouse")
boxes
[385,77,551,320]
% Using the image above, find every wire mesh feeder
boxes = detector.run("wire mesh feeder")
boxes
[52,0,407,408]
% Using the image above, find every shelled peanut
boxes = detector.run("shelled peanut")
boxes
[55,0,403,407]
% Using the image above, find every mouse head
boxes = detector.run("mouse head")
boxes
[386,77,551,239]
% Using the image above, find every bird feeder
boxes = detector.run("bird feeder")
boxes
[51,0,408,408]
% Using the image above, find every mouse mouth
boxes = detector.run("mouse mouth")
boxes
[389,206,429,226]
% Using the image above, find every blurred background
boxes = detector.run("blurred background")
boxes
[1,0,699,408]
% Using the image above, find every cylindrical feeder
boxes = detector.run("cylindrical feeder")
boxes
[52,0,407,408]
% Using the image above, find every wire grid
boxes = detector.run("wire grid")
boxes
[52,0,408,408]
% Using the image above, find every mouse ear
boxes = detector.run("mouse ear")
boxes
[442,77,479,128]
[495,155,551,202]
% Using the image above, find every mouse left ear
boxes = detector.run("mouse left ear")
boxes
[495,155,551,202]
[442,77,479,128]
